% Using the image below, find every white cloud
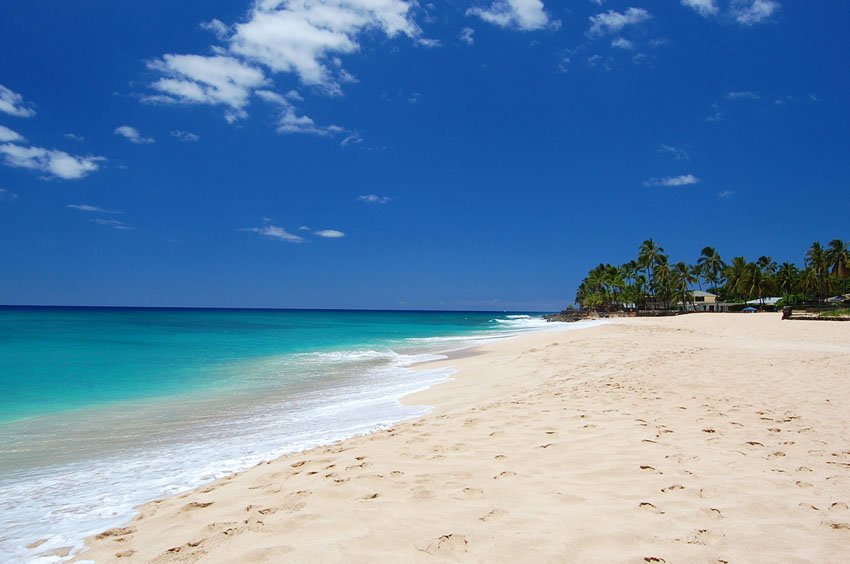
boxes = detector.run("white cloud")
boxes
[256,89,343,136]
[808,93,821,102]
[718,190,734,198]
[681,0,719,17]
[0,84,36,118]
[418,38,442,48]
[229,0,420,93]
[92,218,133,230]
[0,188,18,201]
[611,37,634,50]
[63,133,85,142]
[0,125,25,143]
[658,145,690,161]
[726,90,760,100]
[0,143,103,180]
[314,229,345,238]
[643,174,700,187]
[587,54,613,70]
[358,194,391,204]
[115,125,155,144]
[340,132,362,146]
[146,54,268,120]
[588,8,651,36]
[467,0,552,31]
[731,0,780,26]
[240,221,305,242]
[459,27,475,45]
[201,19,231,40]
[68,204,122,214]
[171,130,200,142]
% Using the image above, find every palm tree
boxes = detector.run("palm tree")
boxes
[723,256,749,301]
[744,262,768,305]
[697,246,726,295]
[671,261,697,310]
[637,239,664,299]
[805,242,830,302]
[652,255,672,309]
[775,262,800,296]
[826,239,850,279]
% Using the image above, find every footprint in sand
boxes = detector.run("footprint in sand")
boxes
[702,507,724,519]
[640,465,662,474]
[461,487,484,499]
[95,527,135,540]
[421,534,469,555]
[494,471,516,479]
[115,550,135,558]
[795,481,814,488]
[639,502,665,514]
[643,556,666,562]
[480,508,508,522]
[830,522,850,531]
[684,528,721,546]
[830,502,849,511]
[768,451,786,459]
[661,484,685,493]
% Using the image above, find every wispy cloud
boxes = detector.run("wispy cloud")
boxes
[731,0,780,26]
[68,204,122,214]
[358,194,392,204]
[200,19,230,40]
[256,90,343,136]
[587,54,614,71]
[115,125,155,144]
[0,125,25,143]
[658,145,690,161]
[0,84,36,118]
[726,90,760,100]
[681,0,719,17]
[92,218,133,230]
[0,143,103,180]
[0,188,18,201]
[63,133,85,142]
[718,190,734,198]
[314,229,345,238]
[340,132,363,147]
[611,37,635,50]
[459,27,475,45]
[240,219,305,243]
[588,8,651,36]
[171,130,200,142]
[643,174,700,187]
[467,0,553,31]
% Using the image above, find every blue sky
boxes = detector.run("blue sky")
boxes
[0,0,847,310]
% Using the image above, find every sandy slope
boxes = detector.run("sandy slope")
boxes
[76,314,850,563]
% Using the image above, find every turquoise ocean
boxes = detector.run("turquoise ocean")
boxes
[0,307,597,561]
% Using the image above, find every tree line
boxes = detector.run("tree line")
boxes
[574,239,850,310]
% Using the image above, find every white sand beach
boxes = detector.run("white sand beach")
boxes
[77,314,850,563]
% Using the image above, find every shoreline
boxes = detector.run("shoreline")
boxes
[8,317,583,561]
[76,314,850,562]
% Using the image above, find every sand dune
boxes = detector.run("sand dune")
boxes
[76,314,850,563]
